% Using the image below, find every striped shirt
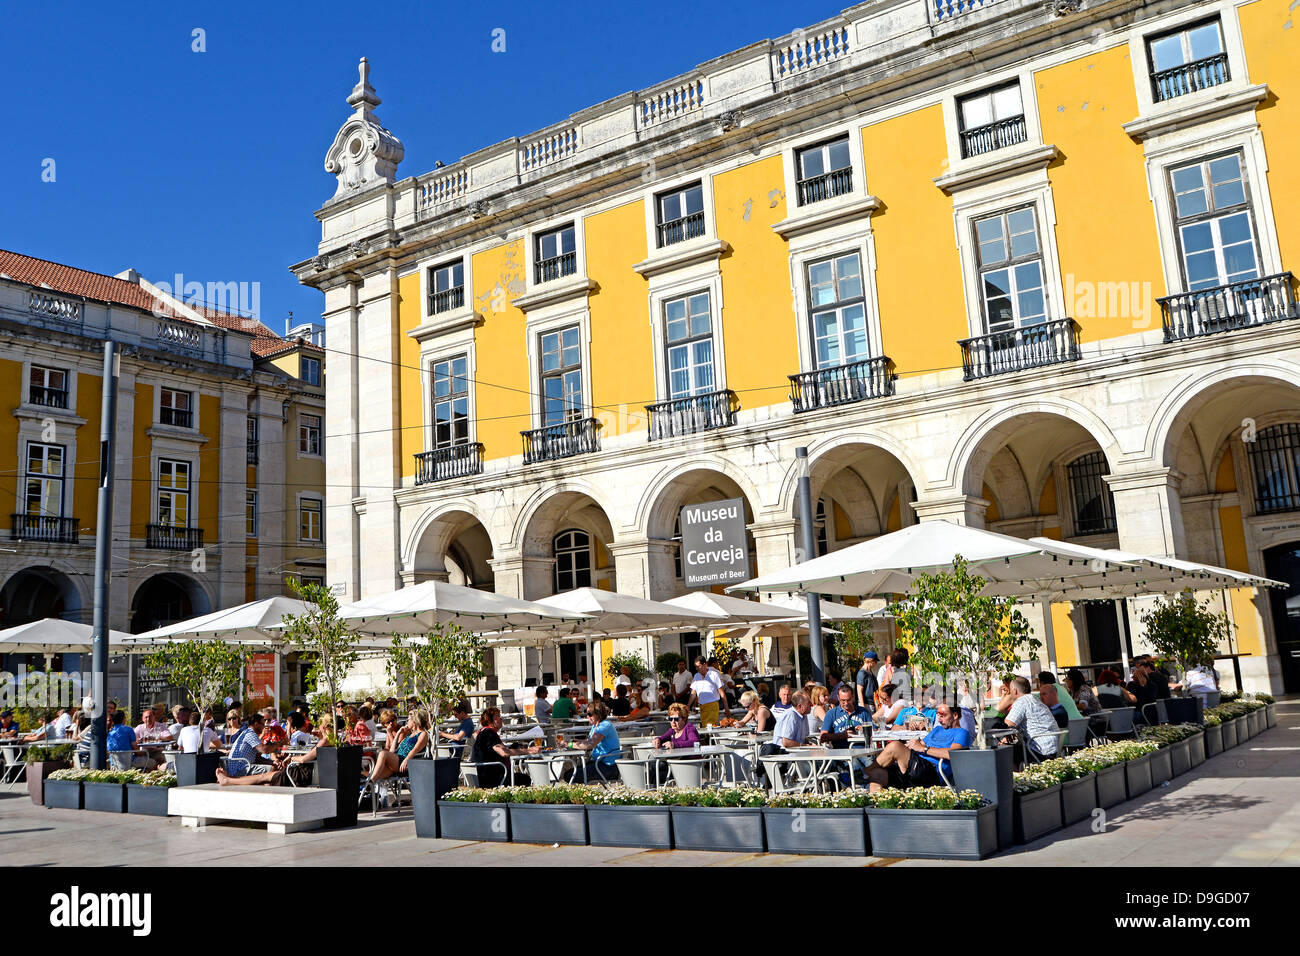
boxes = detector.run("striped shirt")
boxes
[227,725,263,777]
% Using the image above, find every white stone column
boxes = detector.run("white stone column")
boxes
[911,495,990,528]
[322,279,360,602]
[1107,467,1187,559]
[607,538,677,599]
[217,384,250,609]
[110,369,137,632]
[254,397,286,599]
[489,554,553,693]
[748,518,799,602]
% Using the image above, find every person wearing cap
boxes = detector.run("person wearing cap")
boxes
[0,711,19,740]
[856,651,879,713]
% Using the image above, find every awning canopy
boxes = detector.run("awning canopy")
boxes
[0,619,131,654]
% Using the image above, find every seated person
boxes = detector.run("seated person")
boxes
[1182,659,1220,702]
[652,703,700,749]
[1095,669,1135,709]
[179,710,223,754]
[134,708,174,748]
[656,682,673,711]
[1064,668,1103,715]
[366,709,429,787]
[470,707,540,788]
[1038,682,1070,729]
[286,711,316,748]
[560,701,620,783]
[732,691,772,732]
[873,683,906,726]
[216,712,288,786]
[260,708,289,747]
[222,709,243,744]
[549,688,576,721]
[763,691,811,755]
[107,710,158,770]
[864,702,969,792]
[1034,671,1081,720]
[438,700,477,756]
[533,685,552,724]
[1002,677,1061,760]
[756,682,774,708]
[891,702,937,729]
[617,687,650,723]
[0,709,20,739]
[348,707,373,745]
[770,683,794,715]
[819,683,870,747]
[609,684,632,718]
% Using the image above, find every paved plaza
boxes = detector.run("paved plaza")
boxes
[3,701,1295,867]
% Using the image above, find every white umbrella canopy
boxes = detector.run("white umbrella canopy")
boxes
[333,580,592,635]
[122,596,312,646]
[767,596,889,621]
[727,520,1135,599]
[531,587,726,636]
[0,618,131,654]
[662,591,798,625]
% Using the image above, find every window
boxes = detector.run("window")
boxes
[1148,19,1228,102]
[1067,451,1118,535]
[157,459,190,528]
[301,356,321,386]
[974,207,1047,333]
[958,84,1026,158]
[534,225,576,284]
[814,499,829,557]
[428,259,465,314]
[246,416,258,464]
[301,575,324,587]
[246,490,258,536]
[1170,154,1259,292]
[1248,423,1300,514]
[656,182,705,247]
[664,291,715,398]
[539,326,583,426]
[553,529,592,592]
[30,366,68,409]
[160,388,193,428]
[300,499,322,542]
[431,355,470,447]
[299,413,322,455]
[807,252,868,368]
[24,443,65,516]
[795,136,852,205]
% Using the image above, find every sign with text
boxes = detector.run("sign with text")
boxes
[680,497,749,588]
[245,653,276,710]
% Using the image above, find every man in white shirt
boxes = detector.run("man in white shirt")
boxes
[534,685,553,724]
[1004,677,1060,759]
[178,712,222,754]
[168,705,190,742]
[671,659,693,703]
[614,665,633,689]
[687,657,726,726]
[52,708,74,739]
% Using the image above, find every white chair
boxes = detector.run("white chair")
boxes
[1,747,26,788]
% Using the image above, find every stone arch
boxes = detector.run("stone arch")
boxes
[788,438,924,544]
[405,505,497,588]
[0,565,84,626]
[635,456,765,541]
[510,479,621,555]
[777,432,928,524]
[129,573,211,634]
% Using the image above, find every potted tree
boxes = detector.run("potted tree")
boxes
[26,743,74,806]
[281,580,362,829]
[1140,593,1232,725]
[387,622,487,838]
[142,639,248,786]
[888,556,1039,851]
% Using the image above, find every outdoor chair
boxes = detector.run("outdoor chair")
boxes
[1,746,25,788]
[1203,690,1221,709]
[615,758,659,790]
[108,750,134,772]
[668,759,706,789]
[1065,716,1091,752]
[717,749,755,787]
[1141,701,1168,727]
[1102,707,1137,740]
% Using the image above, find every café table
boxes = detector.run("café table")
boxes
[759,747,875,794]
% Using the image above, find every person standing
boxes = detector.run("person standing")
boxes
[687,657,725,726]
[856,651,879,713]
[671,658,693,704]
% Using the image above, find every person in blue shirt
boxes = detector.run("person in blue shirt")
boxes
[105,710,157,770]
[563,700,621,782]
[892,703,937,729]
[819,684,870,747]
[864,702,970,792]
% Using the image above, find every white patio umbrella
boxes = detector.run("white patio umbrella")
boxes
[332,580,593,635]
[122,596,313,646]
[532,587,727,635]
[0,618,131,654]
[661,591,798,625]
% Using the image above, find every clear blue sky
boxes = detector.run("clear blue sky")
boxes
[2,0,837,331]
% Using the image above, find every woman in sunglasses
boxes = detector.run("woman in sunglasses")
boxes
[651,703,700,749]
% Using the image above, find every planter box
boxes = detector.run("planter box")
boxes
[762,807,869,856]
[1169,739,1191,777]
[588,804,673,849]
[950,746,1014,850]
[1266,704,1277,728]
[509,803,589,846]
[83,781,126,813]
[1204,723,1223,756]
[437,801,511,842]
[316,745,363,830]
[27,759,71,806]
[1188,731,1206,767]
[1124,754,1153,799]
[866,803,998,861]
[1095,764,1127,809]
[410,757,463,839]
[1061,774,1098,826]
[1014,785,1063,844]
[670,806,765,853]
[44,779,83,810]
[173,752,220,787]
[126,784,171,816]
[1149,748,1173,786]
[1220,719,1238,750]
[1248,710,1265,737]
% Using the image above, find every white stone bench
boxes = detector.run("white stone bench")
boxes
[167,785,337,834]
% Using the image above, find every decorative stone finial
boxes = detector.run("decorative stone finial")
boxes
[324,57,405,200]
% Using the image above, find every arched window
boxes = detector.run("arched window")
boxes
[553,529,592,592]
[1067,451,1117,535]
[1248,423,1300,514]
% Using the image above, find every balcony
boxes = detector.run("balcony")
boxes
[960,115,1027,159]
[1151,53,1229,103]
[646,390,737,441]
[247,443,258,465]
[656,211,706,248]
[429,286,465,315]
[789,357,896,413]
[796,168,853,206]
[534,252,577,285]
[522,417,600,465]
[959,318,1081,381]
[414,443,484,485]
[146,524,204,550]
[1158,272,1296,343]
[10,514,79,544]
[160,407,193,428]
[28,385,69,409]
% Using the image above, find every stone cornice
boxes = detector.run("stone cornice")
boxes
[933,144,1060,194]
[771,195,881,240]
[631,239,730,279]
[510,277,597,312]
[1122,84,1269,143]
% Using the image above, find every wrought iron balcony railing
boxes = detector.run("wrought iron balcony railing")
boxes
[1151,53,1229,103]
[10,514,79,544]
[646,389,737,441]
[160,407,193,428]
[534,251,577,285]
[960,114,1027,159]
[1158,272,1296,343]
[789,356,896,412]
[796,167,853,206]
[414,443,485,485]
[656,211,706,247]
[959,318,1081,381]
[146,524,204,550]
[522,417,600,464]
[28,385,69,409]
[429,286,465,315]
[247,443,258,465]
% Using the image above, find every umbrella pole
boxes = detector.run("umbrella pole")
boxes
[1115,600,1131,678]
[1040,599,1058,674]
